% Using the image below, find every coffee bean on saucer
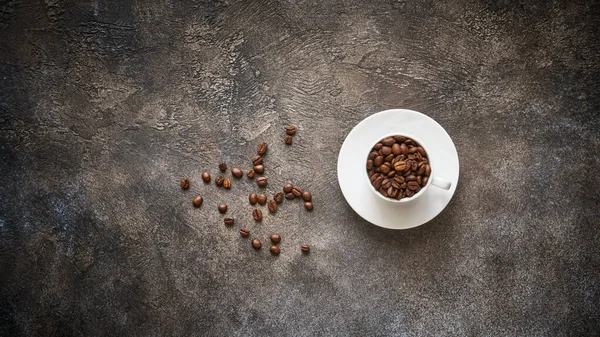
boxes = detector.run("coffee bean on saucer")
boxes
[247,169,255,179]
[224,217,234,226]
[231,168,243,178]
[251,155,263,166]
[240,227,250,237]
[252,209,262,221]
[274,192,284,204]
[257,177,268,187]
[285,193,295,200]
[219,162,227,172]
[286,125,297,136]
[304,202,313,211]
[218,204,228,213]
[192,196,203,207]
[283,184,293,193]
[301,244,310,253]
[268,200,277,213]
[249,192,258,205]
[253,165,264,174]
[257,142,268,155]
[270,245,280,255]
[292,186,303,196]
[223,178,231,189]
[180,177,190,189]
[284,135,293,145]
[302,191,312,202]
[270,234,281,244]
[201,172,211,183]
[257,194,267,205]
[215,175,224,187]
[252,239,262,249]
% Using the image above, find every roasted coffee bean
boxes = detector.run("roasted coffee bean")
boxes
[370,173,379,183]
[381,146,392,156]
[391,143,402,156]
[374,155,384,166]
[382,179,392,189]
[192,196,203,207]
[302,191,312,202]
[406,175,417,181]
[391,180,400,189]
[404,139,414,145]
[409,146,418,154]
[394,175,405,183]
[257,194,267,205]
[417,165,426,176]
[292,186,303,196]
[379,186,388,197]
[400,143,408,156]
[417,176,422,185]
[201,172,211,183]
[406,189,414,197]
[247,169,255,179]
[385,154,394,163]
[218,204,228,213]
[286,125,297,136]
[249,192,258,205]
[304,202,313,211]
[373,143,383,150]
[252,209,263,221]
[380,164,391,175]
[268,200,277,213]
[252,239,262,249]
[283,184,293,193]
[223,178,231,189]
[417,147,426,156]
[425,164,431,176]
[219,162,227,172]
[270,245,280,255]
[257,142,268,155]
[270,234,281,244]
[422,176,429,186]
[394,135,407,143]
[284,135,293,144]
[366,160,373,169]
[253,165,264,174]
[215,176,224,186]
[180,177,190,189]
[274,192,284,204]
[373,176,384,189]
[403,170,411,177]
[407,181,420,191]
[381,137,396,146]
[368,170,375,179]
[257,176,268,187]
[231,168,243,178]
[396,189,405,199]
[285,192,295,200]
[301,244,310,253]
[387,171,396,177]
[387,187,398,198]
[394,161,407,171]
[224,217,234,226]
[369,151,378,160]
[251,155,263,166]
[240,227,250,237]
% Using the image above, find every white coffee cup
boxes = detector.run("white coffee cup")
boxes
[365,133,451,203]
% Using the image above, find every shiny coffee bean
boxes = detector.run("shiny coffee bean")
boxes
[284,135,293,144]
[257,177,268,187]
[374,156,383,166]
[268,200,277,213]
[407,181,420,191]
[223,178,231,189]
[253,165,264,174]
[304,202,313,211]
[270,245,280,255]
[252,239,262,249]
[180,177,190,189]
[247,169,255,178]
[391,143,402,155]
[301,244,310,253]
[215,176,224,186]
[257,194,267,205]
[394,135,406,143]
[270,234,281,243]
[192,196,203,207]
[422,176,429,186]
[369,151,378,160]
[224,217,234,226]
[252,209,263,221]
[274,192,284,204]
[292,186,303,196]
[249,192,258,205]
[283,184,293,193]
[251,155,263,166]
[385,154,394,163]
[381,146,392,156]
[381,137,396,146]
[218,204,228,213]
[373,143,383,150]
[257,142,268,155]
[400,143,408,156]
[366,160,373,169]
[231,168,243,178]
[286,125,297,136]
[240,227,250,237]
[219,162,227,172]
[302,191,312,201]
[201,172,211,183]
[285,192,295,200]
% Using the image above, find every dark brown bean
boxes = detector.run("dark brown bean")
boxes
[257,194,267,205]
[240,227,250,237]
[223,178,231,189]
[406,189,414,197]
[369,151,378,160]
[301,244,310,253]
[284,135,293,144]
[374,156,384,166]
[417,147,426,156]
[252,239,262,249]
[270,234,281,244]
[270,245,280,255]
[394,175,405,183]
[218,204,228,213]
[406,175,417,181]
[385,154,394,163]
[394,135,407,143]
[201,172,211,183]
[381,146,392,156]
[400,143,408,156]
[224,217,234,226]
[286,125,297,136]
[381,137,396,146]
[373,176,384,189]
[231,168,243,178]
[379,186,388,197]
[192,196,203,207]
[417,165,426,175]
[247,169,255,179]
[409,146,418,154]
[382,179,391,189]
[391,143,402,155]
[253,165,264,174]
[425,164,431,176]
[394,161,407,171]
[257,142,268,155]
[422,176,429,186]
[292,186,303,196]
[366,160,373,169]
[387,186,398,198]
[304,202,313,211]
[180,177,190,189]
[404,139,414,145]
[407,181,420,191]
[373,143,383,150]
[285,193,295,200]
[302,191,312,202]
[249,192,258,205]
[251,155,263,166]
[274,192,284,204]
[268,200,277,213]
[215,175,224,186]
[219,162,227,172]
[380,164,390,175]
[283,184,293,193]
[252,209,263,221]
[257,177,268,187]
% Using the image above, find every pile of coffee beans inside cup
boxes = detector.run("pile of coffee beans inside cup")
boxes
[366,135,431,200]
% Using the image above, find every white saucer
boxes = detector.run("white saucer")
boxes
[337,109,459,229]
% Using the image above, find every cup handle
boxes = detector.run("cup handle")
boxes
[431,176,451,190]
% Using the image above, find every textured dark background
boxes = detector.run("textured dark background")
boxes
[1,0,599,336]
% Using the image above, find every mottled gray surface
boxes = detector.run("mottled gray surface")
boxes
[1,0,599,336]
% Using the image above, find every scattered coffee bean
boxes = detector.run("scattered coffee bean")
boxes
[252,209,263,221]
[180,177,190,189]
[257,176,267,187]
[302,191,312,202]
[268,199,277,213]
[270,245,280,255]
[192,196,203,207]
[219,162,227,172]
[257,142,268,155]
[223,178,231,189]
[270,234,281,244]
[253,165,264,174]
[218,204,228,213]
[285,192,295,200]
[286,125,297,136]
[251,155,263,166]
[247,169,255,179]
[249,192,258,205]
[292,186,303,197]
[252,239,262,249]
[284,135,293,145]
[304,202,313,211]
[201,172,211,183]
[257,194,267,205]
[283,184,293,193]
[274,192,284,204]
[231,168,243,178]
[215,175,224,186]
[240,227,250,237]
[301,244,310,253]
[224,217,234,226]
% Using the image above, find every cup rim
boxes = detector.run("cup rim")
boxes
[365,132,432,203]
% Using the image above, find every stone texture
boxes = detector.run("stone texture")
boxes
[1,0,599,336]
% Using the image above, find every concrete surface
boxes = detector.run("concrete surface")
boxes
[1,0,599,336]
